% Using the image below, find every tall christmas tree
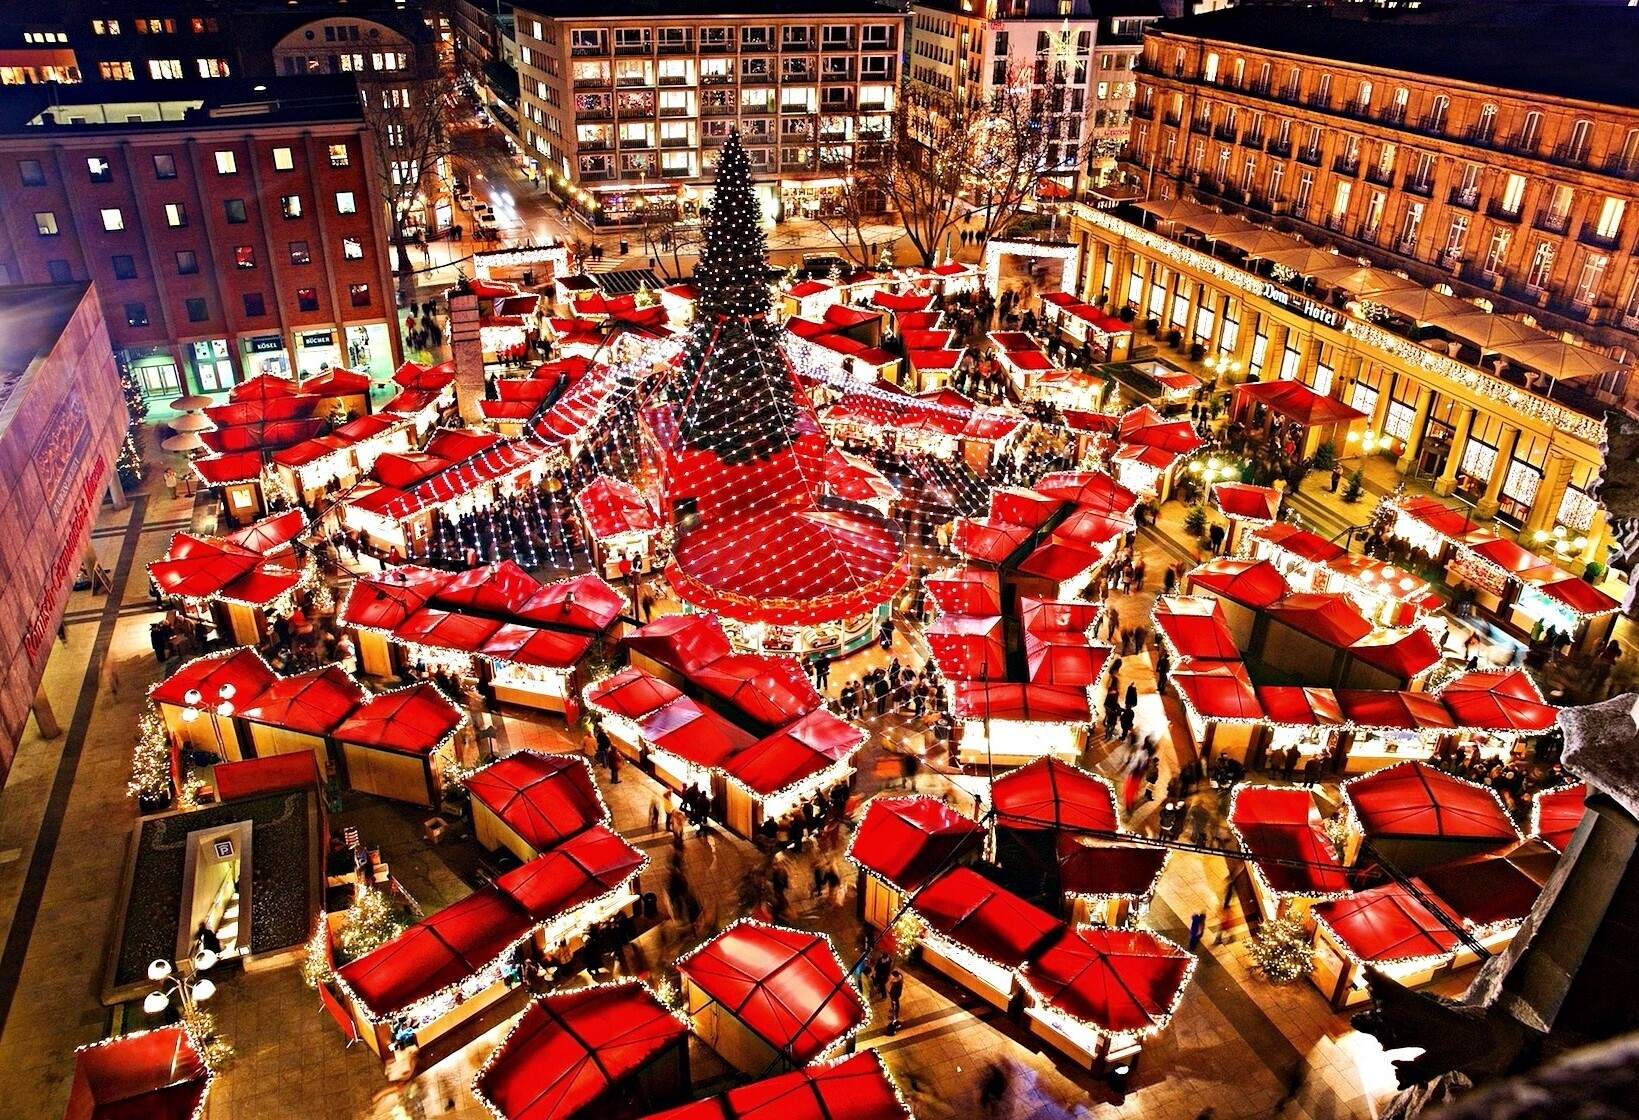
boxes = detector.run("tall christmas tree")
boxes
[673,130,807,465]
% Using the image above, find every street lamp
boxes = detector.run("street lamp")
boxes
[180,683,235,758]
[143,949,218,1017]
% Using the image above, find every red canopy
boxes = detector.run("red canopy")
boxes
[639,700,757,770]
[1532,575,1620,618]
[516,573,625,633]
[1019,597,1101,637]
[148,535,258,600]
[1056,836,1168,900]
[992,759,1118,833]
[989,487,1063,530]
[1016,541,1103,584]
[1335,690,1455,730]
[1396,497,1493,544]
[691,653,823,728]
[951,517,1032,565]
[1415,840,1556,930]
[1024,632,1111,688]
[468,753,606,852]
[1153,597,1240,660]
[1212,483,1281,523]
[1229,786,1350,898]
[1468,537,1558,579]
[213,752,321,802]
[483,624,596,670]
[626,613,736,675]
[66,1025,212,1120]
[1254,686,1344,727]
[577,476,661,540]
[925,614,1008,681]
[585,668,684,721]
[396,607,504,654]
[924,567,1003,617]
[222,508,307,554]
[677,921,865,1064]
[1256,522,1347,565]
[1187,558,1288,608]
[1034,470,1137,516]
[474,983,686,1120]
[639,1051,908,1120]
[149,647,274,709]
[1438,669,1558,732]
[494,824,644,920]
[1020,926,1194,1036]
[332,684,462,755]
[913,867,1063,968]
[237,666,365,735]
[1530,784,1586,852]
[1344,761,1519,842]
[725,710,861,796]
[434,561,541,615]
[1236,379,1366,426]
[1266,593,1373,647]
[848,795,983,892]
[953,681,1091,723]
[1349,627,1441,681]
[1172,663,1262,721]
[1314,882,1459,964]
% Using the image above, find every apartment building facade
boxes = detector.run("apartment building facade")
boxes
[0,78,400,399]
[511,1,907,227]
[1069,7,1639,563]
[906,0,1160,197]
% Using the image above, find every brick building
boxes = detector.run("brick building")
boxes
[0,77,400,399]
[510,0,908,226]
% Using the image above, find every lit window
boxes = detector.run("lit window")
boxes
[152,153,176,179]
[234,245,256,269]
[164,203,186,227]
[34,211,58,236]
[289,241,310,265]
[215,150,237,174]
[280,194,303,219]
[87,157,112,183]
[196,58,230,78]
[98,61,135,80]
[147,59,183,79]
[335,191,356,214]
[1595,196,1627,240]
[328,143,349,167]
[348,282,370,307]
[342,236,363,260]
[100,208,124,231]
[272,146,294,171]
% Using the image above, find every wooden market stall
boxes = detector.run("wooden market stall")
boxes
[467,752,608,862]
[331,684,465,806]
[909,867,1063,1012]
[846,794,985,930]
[634,1051,908,1120]
[1339,760,1521,871]
[1227,786,1352,923]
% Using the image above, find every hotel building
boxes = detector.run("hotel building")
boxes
[510,0,908,226]
[1071,5,1639,564]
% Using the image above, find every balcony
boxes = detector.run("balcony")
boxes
[741,38,773,53]
[577,106,612,120]
[1486,200,1523,223]
[782,67,817,83]
[1189,117,1210,136]
[1322,213,1348,233]
[570,42,608,57]
[1162,112,1182,128]
[615,74,651,88]
[781,102,815,114]
[1549,141,1591,168]
[1600,153,1639,181]
[578,168,614,181]
[577,138,612,152]
[1364,165,1394,187]
[700,102,736,116]
[657,74,690,86]
[1393,233,1420,257]
[661,136,692,148]
[1503,132,1539,156]
[573,75,611,89]
[858,100,887,113]
[1296,146,1322,167]
[821,67,854,83]
[657,38,694,55]
[1332,155,1360,176]
[1403,174,1434,197]
[1240,131,1264,150]
[1448,185,1479,210]
[1266,138,1291,158]
[614,40,652,56]
[1212,124,1237,143]
[1462,124,1499,148]
[822,37,855,51]
[1534,209,1571,235]
[1414,112,1447,136]
[1579,223,1623,250]
[1302,92,1332,111]
[740,70,775,85]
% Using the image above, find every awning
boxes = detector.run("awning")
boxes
[1229,786,1350,898]
[913,867,1063,968]
[1343,761,1520,842]
[847,795,983,892]
[1314,882,1460,964]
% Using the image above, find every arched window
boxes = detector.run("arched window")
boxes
[1203,52,1219,83]
[1475,103,1497,140]
[1518,110,1542,151]
[1566,119,1592,163]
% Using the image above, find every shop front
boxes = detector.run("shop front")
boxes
[187,339,238,394]
[122,345,184,399]
[240,334,291,380]
[345,323,394,380]
[779,178,848,220]
[591,182,680,227]
[295,328,344,379]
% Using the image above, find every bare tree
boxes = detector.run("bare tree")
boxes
[965,75,1074,258]
[639,210,703,280]
[871,88,971,267]
[362,71,454,296]
[810,136,890,265]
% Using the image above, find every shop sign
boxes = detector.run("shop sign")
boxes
[247,335,284,354]
[299,330,335,348]
[1261,282,1342,329]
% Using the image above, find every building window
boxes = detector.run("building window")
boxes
[46,259,71,282]
[185,297,208,322]
[98,61,135,80]
[1525,241,1556,291]
[111,254,137,279]
[289,241,310,265]
[197,58,230,78]
[1594,196,1626,240]
[152,153,177,179]
[296,287,320,312]
[335,191,356,214]
[164,203,186,227]
[342,236,363,260]
[148,59,183,79]
[124,302,149,327]
[272,146,294,171]
[100,208,124,231]
[87,157,113,183]
[234,245,256,269]
[215,150,237,175]
[1481,229,1512,276]
[1498,173,1526,216]
[243,293,266,317]
[1572,255,1608,307]
[18,159,44,186]
[224,199,247,223]
[280,194,303,219]
[328,143,349,167]
[34,211,58,236]
[176,250,199,275]
[348,282,370,308]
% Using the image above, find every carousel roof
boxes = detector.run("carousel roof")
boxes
[848,795,984,892]
[1344,761,1520,843]
[467,752,607,852]
[992,759,1119,834]
[473,982,686,1120]
[677,921,865,1065]
[1229,787,1350,898]
[331,683,462,755]
[913,867,1063,968]
[1019,926,1194,1036]
[639,1051,908,1120]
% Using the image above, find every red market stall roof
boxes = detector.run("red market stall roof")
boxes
[993,759,1119,833]
[1393,496,1494,545]
[1188,558,1288,608]
[149,647,275,709]
[1437,669,1558,732]
[1531,784,1587,853]
[726,710,863,796]
[1229,787,1350,898]
[473,982,686,1120]
[332,683,463,756]
[1265,593,1374,647]
[1172,662,1263,721]
[691,653,823,729]
[1344,761,1520,843]
[517,573,625,633]
[338,567,445,631]
[585,668,685,722]
[924,568,1003,617]
[1019,926,1194,1036]
[1235,379,1367,426]
[1048,509,1132,552]
[1024,631,1111,688]
[223,508,306,554]
[193,449,266,486]
[483,624,596,670]
[872,290,937,313]
[436,561,541,615]
[1153,597,1241,660]
[467,752,607,852]
[848,795,983,892]
[1255,523,1347,565]
[577,476,661,540]
[1254,686,1344,727]
[1016,541,1103,585]
[1349,626,1442,681]
[1326,554,1442,610]
[397,607,505,654]
[925,613,1008,681]
[303,366,372,396]
[1056,836,1169,900]
[952,680,1091,724]
[1020,597,1101,637]
[1116,406,1206,455]
[639,1051,908,1120]
[952,516,1032,565]
[1212,482,1282,523]
[212,752,321,802]
[1468,537,1560,581]
[149,535,259,600]
[1335,690,1455,730]
[1314,882,1460,964]
[677,921,865,1065]
[493,824,644,922]
[626,614,736,677]
[1034,470,1138,516]
[238,667,366,736]
[822,450,898,505]
[1532,575,1621,618]
[639,699,759,771]
[1414,840,1557,930]
[913,867,1064,968]
[990,486,1063,529]
[66,1025,213,1120]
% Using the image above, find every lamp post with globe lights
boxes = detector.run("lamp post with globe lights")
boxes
[179,683,236,759]
[142,948,218,1019]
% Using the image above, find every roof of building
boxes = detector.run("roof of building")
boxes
[0,75,368,135]
[514,0,904,19]
[912,0,1161,20]
[0,283,91,437]
[1152,5,1639,109]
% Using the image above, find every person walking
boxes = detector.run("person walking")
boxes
[1188,911,1207,951]
[886,967,905,1033]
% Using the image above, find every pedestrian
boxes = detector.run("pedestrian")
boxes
[1329,463,1343,493]
[1124,681,1138,711]
[871,950,892,998]
[978,1063,1008,1120]
[873,673,889,716]
[886,967,904,1033]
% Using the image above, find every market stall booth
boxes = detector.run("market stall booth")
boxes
[1168,660,1263,761]
[329,683,465,805]
[1434,669,1559,760]
[583,668,687,762]
[237,666,367,773]
[1110,406,1206,501]
[272,414,412,506]
[636,1051,909,1120]
[148,509,309,646]
[1339,761,1520,871]
[1530,783,1587,853]
[820,387,1023,485]
[576,475,663,580]
[1413,839,1557,967]
[191,375,328,524]
[383,361,457,433]
[149,646,278,764]
[1054,836,1169,928]
[846,794,985,929]
[1227,786,1351,922]
[191,449,268,526]
[65,1025,214,1120]
[1210,482,1282,557]
[677,920,866,1074]
[1310,882,1460,1008]
[1017,926,1194,1073]
[472,981,689,1120]
[1231,380,1367,460]
[468,752,608,861]
[990,759,1122,899]
[909,866,1064,1011]
[1185,558,1288,646]
[327,824,643,1067]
